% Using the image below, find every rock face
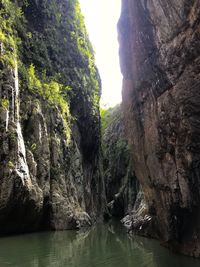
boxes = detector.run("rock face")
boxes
[118,0,200,256]
[0,0,104,234]
[101,105,139,218]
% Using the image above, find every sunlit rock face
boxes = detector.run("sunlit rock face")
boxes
[0,0,104,234]
[118,0,200,256]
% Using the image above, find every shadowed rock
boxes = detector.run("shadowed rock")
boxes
[118,0,200,257]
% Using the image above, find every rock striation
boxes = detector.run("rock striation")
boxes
[118,0,200,256]
[0,0,104,234]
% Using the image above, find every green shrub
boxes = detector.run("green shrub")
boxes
[0,0,23,68]
[7,160,14,169]
[0,98,9,110]
[30,143,37,151]
[27,64,71,141]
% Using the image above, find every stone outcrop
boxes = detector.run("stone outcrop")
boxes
[0,0,104,234]
[118,0,200,256]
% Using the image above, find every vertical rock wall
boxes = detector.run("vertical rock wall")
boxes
[119,0,200,256]
[0,0,104,234]
[101,105,139,218]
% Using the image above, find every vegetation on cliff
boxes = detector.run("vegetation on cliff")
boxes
[0,0,23,68]
[0,0,100,113]
[0,0,103,233]
[101,105,138,218]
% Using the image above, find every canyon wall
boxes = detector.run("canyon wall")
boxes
[119,0,200,256]
[0,0,104,234]
[101,105,139,218]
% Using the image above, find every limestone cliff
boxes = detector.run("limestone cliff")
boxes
[0,0,104,234]
[101,105,139,218]
[119,0,200,256]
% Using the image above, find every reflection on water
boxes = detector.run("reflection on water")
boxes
[0,222,199,267]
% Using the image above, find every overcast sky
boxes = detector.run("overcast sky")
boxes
[79,0,122,107]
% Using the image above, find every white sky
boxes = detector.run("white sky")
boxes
[79,0,122,108]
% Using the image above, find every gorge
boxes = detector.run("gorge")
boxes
[0,0,200,264]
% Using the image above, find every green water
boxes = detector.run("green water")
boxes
[0,223,199,267]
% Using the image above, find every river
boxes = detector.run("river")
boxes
[0,222,199,267]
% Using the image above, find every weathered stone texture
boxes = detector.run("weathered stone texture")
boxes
[102,105,139,218]
[119,0,200,256]
[0,0,104,234]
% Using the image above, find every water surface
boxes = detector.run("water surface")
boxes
[0,222,199,267]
